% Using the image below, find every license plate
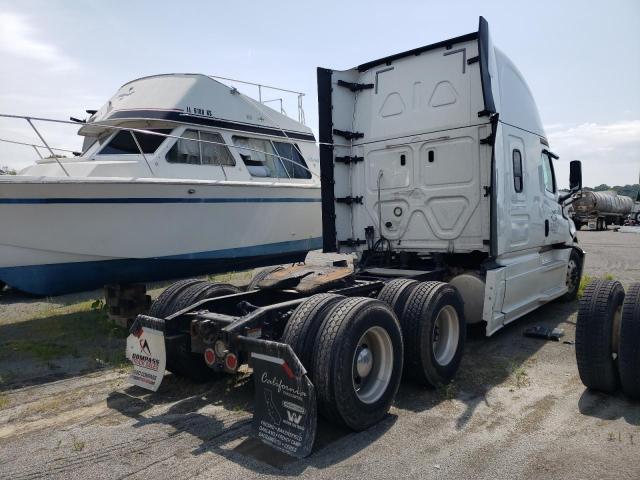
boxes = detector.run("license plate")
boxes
[126,323,166,391]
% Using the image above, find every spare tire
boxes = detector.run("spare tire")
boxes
[377,279,420,318]
[401,281,466,387]
[619,283,640,400]
[575,280,625,393]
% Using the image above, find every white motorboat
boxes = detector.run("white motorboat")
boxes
[0,74,322,295]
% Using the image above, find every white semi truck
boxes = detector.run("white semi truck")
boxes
[125,17,585,458]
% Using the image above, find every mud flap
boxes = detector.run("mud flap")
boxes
[125,315,166,391]
[251,351,317,458]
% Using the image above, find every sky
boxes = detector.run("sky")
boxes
[0,0,638,187]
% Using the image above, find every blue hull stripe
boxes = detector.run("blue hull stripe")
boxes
[0,197,321,205]
[0,237,323,296]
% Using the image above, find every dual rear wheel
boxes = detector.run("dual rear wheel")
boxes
[285,279,466,431]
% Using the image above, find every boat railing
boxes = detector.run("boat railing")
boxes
[208,75,306,125]
[0,113,318,180]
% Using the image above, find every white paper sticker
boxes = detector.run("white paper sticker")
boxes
[126,326,166,391]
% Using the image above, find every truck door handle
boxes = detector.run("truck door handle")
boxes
[545,220,549,237]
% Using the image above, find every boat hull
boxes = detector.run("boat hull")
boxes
[0,178,322,295]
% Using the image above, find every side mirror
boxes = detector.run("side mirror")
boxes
[569,160,582,191]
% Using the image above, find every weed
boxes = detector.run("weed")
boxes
[0,394,8,409]
[578,273,617,298]
[438,382,457,400]
[509,362,530,388]
[72,439,85,452]
[208,270,253,284]
[91,299,106,311]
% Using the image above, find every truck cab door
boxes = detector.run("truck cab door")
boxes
[540,151,565,244]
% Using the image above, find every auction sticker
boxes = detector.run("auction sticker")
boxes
[126,326,166,391]
[251,352,317,458]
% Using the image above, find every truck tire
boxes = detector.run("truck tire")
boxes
[148,279,206,318]
[635,212,640,223]
[377,279,420,317]
[575,280,625,393]
[280,293,344,380]
[560,249,583,302]
[313,297,403,430]
[247,265,284,290]
[147,280,240,382]
[171,281,240,314]
[401,282,466,387]
[619,283,640,400]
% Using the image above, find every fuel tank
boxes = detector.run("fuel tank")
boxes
[573,191,634,216]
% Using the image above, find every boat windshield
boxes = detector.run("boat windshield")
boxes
[97,129,172,155]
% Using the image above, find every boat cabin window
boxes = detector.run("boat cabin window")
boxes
[541,152,556,194]
[273,141,312,179]
[98,129,171,155]
[232,136,310,179]
[166,130,235,166]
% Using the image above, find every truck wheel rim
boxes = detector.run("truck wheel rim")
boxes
[566,259,579,292]
[433,305,459,366]
[352,326,393,404]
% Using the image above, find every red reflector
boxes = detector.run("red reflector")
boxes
[225,353,238,371]
[281,361,295,379]
[204,348,216,366]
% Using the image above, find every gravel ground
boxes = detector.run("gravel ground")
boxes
[0,230,638,480]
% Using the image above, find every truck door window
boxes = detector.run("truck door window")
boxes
[512,149,523,192]
[541,152,556,193]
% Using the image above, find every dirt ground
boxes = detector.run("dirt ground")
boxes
[0,230,638,480]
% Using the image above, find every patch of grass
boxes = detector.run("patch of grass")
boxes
[72,439,85,452]
[509,363,530,389]
[437,382,457,400]
[0,300,129,366]
[0,393,9,409]
[5,340,76,361]
[578,273,617,298]
[0,371,15,385]
[208,269,253,285]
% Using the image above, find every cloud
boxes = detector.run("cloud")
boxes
[0,12,77,71]
[546,120,640,187]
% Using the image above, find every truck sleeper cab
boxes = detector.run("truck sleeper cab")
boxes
[125,17,584,459]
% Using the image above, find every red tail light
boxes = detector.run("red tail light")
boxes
[204,348,216,366]
[224,353,238,371]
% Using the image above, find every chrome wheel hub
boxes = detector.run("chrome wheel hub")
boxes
[432,305,460,366]
[352,326,394,404]
[356,346,373,378]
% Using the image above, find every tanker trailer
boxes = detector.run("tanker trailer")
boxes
[571,191,634,230]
